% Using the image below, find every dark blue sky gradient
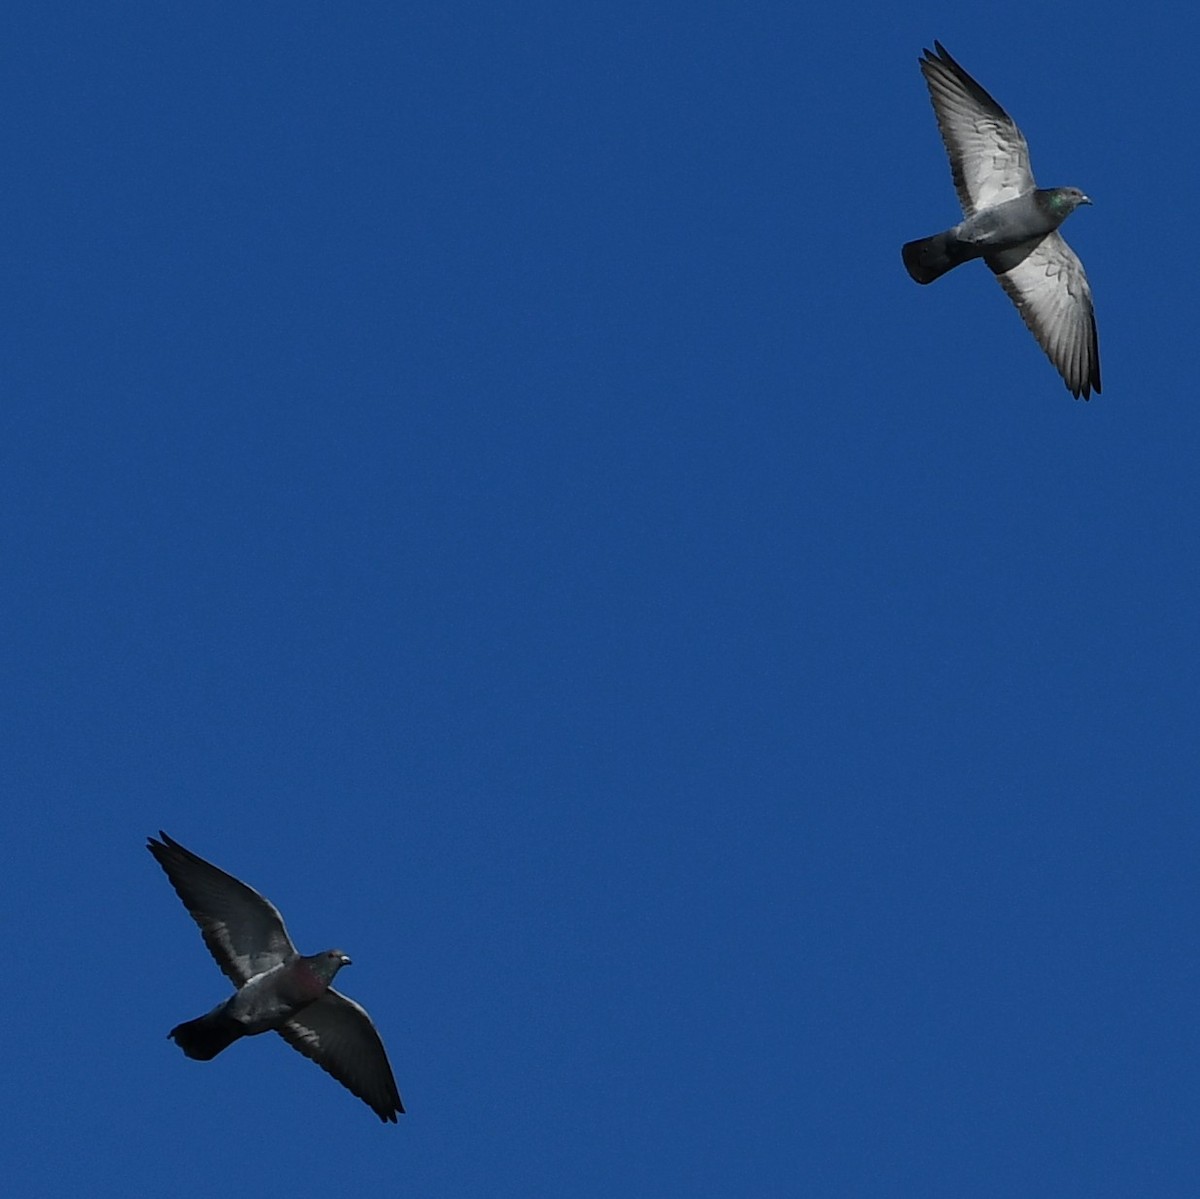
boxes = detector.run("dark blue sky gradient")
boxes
[5,2,1199,1194]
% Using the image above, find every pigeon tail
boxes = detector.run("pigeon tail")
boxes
[902,232,976,284]
[169,1012,243,1061]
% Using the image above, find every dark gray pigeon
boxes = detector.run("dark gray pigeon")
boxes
[147,831,404,1123]
[902,42,1101,399]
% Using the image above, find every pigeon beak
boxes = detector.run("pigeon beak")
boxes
[340,954,352,966]
[1080,194,1093,205]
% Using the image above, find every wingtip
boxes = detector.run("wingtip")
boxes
[368,1089,403,1122]
[147,830,181,856]
[1067,370,1101,401]
[919,41,959,77]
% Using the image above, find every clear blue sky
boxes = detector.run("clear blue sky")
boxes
[5,1,1197,1194]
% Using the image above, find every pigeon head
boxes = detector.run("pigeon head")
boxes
[306,949,352,984]
[1046,186,1092,214]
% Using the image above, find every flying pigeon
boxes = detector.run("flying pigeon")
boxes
[902,42,1101,399]
[147,831,404,1123]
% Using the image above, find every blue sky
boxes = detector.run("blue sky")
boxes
[5,1,1199,1194]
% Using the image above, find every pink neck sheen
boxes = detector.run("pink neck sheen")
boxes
[296,958,331,996]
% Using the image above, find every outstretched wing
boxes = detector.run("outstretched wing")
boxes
[148,831,296,985]
[920,42,1035,215]
[988,232,1101,399]
[279,989,404,1122]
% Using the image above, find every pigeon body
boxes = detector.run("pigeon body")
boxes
[166,949,349,1059]
[148,831,404,1122]
[904,188,1088,284]
[902,42,1100,399]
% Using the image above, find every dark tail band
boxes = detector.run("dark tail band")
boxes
[169,1013,242,1061]
[902,233,972,284]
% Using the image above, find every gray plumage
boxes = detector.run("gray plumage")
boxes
[902,42,1101,399]
[148,831,404,1123]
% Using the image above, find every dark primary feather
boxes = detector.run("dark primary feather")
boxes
[147,831,295,984]
[281,990,405,1123]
